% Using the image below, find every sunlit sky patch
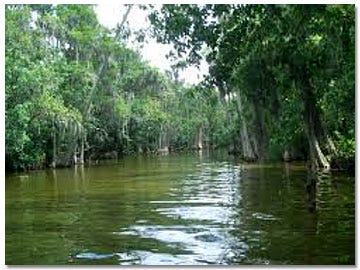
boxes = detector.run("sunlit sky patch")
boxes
[95,4,209,85]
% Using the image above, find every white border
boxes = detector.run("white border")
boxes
[1,1,358,270]
[1,1,5,269]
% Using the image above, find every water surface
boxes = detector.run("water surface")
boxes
[6,153,355,265]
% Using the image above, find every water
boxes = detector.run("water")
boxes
[5,153,355,265]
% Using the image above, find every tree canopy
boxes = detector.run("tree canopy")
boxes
[5,4,355,171]
[149,4,355,170]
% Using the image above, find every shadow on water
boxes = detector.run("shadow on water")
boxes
[5,152,355,265]
[306,168,317,213]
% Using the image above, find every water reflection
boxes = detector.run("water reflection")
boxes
[114,224,241,264]
[114,161,242,265]
[5,154,355,265]
[306,169,317,213]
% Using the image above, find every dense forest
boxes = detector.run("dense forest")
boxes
[5,4,355,172]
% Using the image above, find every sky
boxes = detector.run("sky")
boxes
[95,4,209,85]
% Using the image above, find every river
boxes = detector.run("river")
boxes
[5,152,355,265]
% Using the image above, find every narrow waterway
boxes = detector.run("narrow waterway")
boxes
[6,153,355,265]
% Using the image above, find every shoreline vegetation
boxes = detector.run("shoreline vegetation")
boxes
[6,5,354,174]
[6,148,355,174]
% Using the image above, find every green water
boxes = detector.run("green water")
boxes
[5,153,355,265]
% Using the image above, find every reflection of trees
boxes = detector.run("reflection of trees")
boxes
[231,164,318,263]
[64,157,193,262]
[6,158,354,264]
[230,165,278,263]
[7,166,96,263]
[6,169,84,264]
[306,168,317,213]
[315,171,355,264]
[228,163,354,264]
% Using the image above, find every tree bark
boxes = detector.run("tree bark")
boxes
[195,124,203,150]
[254,101,266,160]
[158,125,169,154]
[79,135,84,164]
[293,65,330,169]
[73,145,78,164]
[235,91,257,161]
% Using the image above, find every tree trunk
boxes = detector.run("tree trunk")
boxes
[254,101,266,160]
[158,125,169,154]
[283,147,292,162]
[83,5,132,122]
[158,127,162,150]
[195,125,203,150]
[307,129,329,169]
[76,6,133,162]
[73,145,78,164]
[293,65,330,170]
[79,135,84,164]
[235,91,257,161]
[51,118,57,168]
[326,135,338,156]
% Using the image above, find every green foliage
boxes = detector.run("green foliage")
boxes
[149,4,355,166]
[335,130,355,158]
[6,4,354,171]
[6,4,231,170]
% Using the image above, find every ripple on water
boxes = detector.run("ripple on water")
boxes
[110,162,244,265]
[156,205,232,224]
[115,250,207,265]
[5,156,355,265]
[252,212,279,221]
[75,252,114,259]
[113,224,247,265]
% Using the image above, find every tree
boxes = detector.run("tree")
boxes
[6,4,354,172]
[148,4,355,169]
